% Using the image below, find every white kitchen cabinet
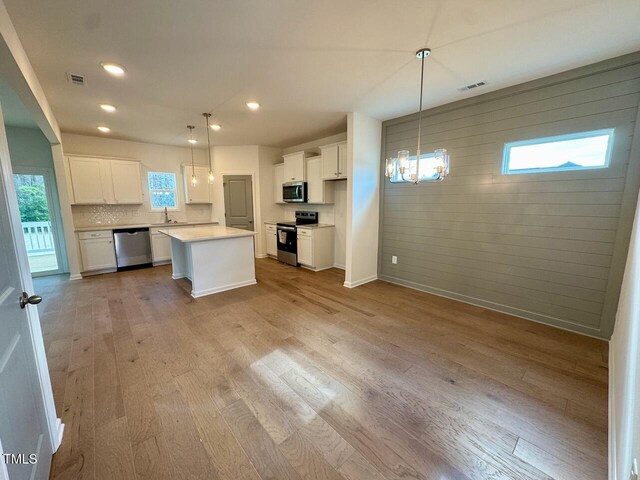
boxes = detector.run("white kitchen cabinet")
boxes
[110,160,143,204]
[183,165,212,204]
[297,230,313,267]
[68,156,111,204]
[67,156,143,205]
[273,163,284,203]
[296,226,335,271]
[78,230,116,272]
[151,233,172,263]
[283,151,306,182]
[265,223,277,256]
[320,141,347,180]
[306,156,334,204]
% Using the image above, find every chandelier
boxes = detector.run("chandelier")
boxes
[385,48,450,183]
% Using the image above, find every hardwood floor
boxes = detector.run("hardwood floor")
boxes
[35,258,608,480]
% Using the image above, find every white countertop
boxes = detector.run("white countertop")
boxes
[75,221,218,232]
[263,221,335,229]
[160,225,258,242]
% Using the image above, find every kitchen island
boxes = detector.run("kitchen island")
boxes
[159,225,257,298]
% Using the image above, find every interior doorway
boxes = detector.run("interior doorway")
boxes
[223,174,254,231]
[13,169,65,276]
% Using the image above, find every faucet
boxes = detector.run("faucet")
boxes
[163,207,170,223]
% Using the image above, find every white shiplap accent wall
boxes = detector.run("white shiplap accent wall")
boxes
[378,52,640,339]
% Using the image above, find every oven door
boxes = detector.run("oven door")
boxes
[276,225,298,266]
[283,182,307,203]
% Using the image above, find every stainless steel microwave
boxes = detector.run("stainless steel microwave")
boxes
[283,181,307,203]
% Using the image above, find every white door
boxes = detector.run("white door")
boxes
[184,165,211,204]
[151,234,172,262]
[79,238,117,271]
[110,160,142,204]
[68,157,106,204]
[321,145,338,179]
[0,111,56,480]
[337,142,347,179]
[297,234,313,267]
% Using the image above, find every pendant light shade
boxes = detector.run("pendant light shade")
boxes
[385,48,450,183]
[202,113,214,184]
[187,125,197,186]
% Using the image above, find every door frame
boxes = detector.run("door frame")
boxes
[221,172,260,256]
[12,165,69,276]
[0,111,63,469]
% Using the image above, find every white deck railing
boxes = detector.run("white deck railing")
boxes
[22,221,55,254]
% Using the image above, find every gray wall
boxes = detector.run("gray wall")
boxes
[378,52,640,339]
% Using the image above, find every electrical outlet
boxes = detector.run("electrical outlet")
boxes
[391,255,398,264]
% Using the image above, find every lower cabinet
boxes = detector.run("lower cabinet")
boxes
[78,231,116,272]
[266,224,277,256]
[296,226,334,271]
[151,232,172,263]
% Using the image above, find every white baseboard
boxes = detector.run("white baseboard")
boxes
[55,419,64,452]
[172,273,187,280]
[343,274,377,289]
[255,254,268,259]
[333,264,345,270]
[191,279,257,298]
[68,274,82,281]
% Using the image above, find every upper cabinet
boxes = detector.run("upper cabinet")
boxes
[320,141,347,180]
[111,160,143,204]
[306,156,334,204]
[283,151,307,182]
[273,163,284,204]
[67,156,143,205]
[183,165,212,204]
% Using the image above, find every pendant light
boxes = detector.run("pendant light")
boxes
[202,113,214,183]
[187,125,197,186]
[385,48,450,183]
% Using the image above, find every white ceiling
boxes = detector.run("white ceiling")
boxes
[3,0,639,148]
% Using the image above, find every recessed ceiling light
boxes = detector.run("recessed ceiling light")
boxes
[97,126,110,133]
[99,103,117,113]
[188,138,197,144]
[246,101,260,110]
[210,123,222,131]
[101,63,125,76]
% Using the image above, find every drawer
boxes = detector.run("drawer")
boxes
[265,224,277,233]
[297,228,312,236]
[78,230,113,240]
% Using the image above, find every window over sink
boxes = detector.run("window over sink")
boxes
[148,172,178,209]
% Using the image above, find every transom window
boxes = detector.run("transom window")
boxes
[148,172,178,209]
[502,129,614,175]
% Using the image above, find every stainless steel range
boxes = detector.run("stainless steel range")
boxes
[276,211,318,266]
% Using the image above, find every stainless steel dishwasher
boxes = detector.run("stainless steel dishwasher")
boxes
[113,227,152,270]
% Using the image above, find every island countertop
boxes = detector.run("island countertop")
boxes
[159,225,257,242]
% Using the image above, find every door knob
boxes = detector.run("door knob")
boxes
[19,292,42,309]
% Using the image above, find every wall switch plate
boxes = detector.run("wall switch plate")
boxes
[391,255,397,264]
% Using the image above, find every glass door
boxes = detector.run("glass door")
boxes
[13,171,63,276]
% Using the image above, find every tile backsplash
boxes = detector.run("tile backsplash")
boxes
[72,204,213,227]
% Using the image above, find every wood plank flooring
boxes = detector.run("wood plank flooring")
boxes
[35,258,608,480]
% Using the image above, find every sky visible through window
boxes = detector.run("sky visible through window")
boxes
[504,130,613,174]
[148,172,177,209]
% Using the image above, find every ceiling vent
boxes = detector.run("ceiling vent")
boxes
[66,72,86,86]
[458,80,488,92]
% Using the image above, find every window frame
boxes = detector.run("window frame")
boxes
[501,128,614,175]
[147,171,179,211]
